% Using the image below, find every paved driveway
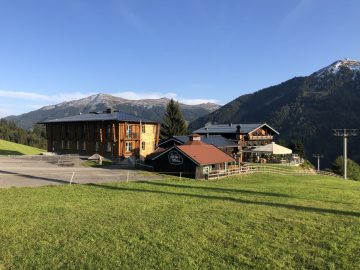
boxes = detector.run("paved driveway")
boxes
[0,156,163,188]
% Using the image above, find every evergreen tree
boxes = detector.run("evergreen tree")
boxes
[0,119,47,149]
[288,140,305,157]
[160,99,188,140]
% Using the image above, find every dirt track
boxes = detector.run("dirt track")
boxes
[0,156,163,188]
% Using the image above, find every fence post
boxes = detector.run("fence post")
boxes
[180,172,182,181]
[126,171,129,182]
[70,172,75,185]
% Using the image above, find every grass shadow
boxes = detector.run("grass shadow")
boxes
[138,181,291,198]
[0,169,73,185]
[0,150,23,156]
[88,183,360,218]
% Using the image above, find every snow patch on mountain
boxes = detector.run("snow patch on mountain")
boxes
[314,59,360,78]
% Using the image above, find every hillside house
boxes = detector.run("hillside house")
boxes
[40,109,160,160]
[193,123,279,162]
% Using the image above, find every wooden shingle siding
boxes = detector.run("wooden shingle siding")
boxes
[45,121,159,159]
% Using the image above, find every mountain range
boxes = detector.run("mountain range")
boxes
[4,59,360,167]
[4,94,220,129]
[189,59,360,167]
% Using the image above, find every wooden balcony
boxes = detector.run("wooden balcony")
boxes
[125,132,140,140]
[248,135,273,140]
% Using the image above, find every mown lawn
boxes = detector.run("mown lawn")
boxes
[0,139,45,155]
[0,174,360,269]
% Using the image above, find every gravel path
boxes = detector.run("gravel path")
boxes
[0,156,164,188]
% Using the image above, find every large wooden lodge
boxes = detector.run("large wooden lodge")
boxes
[193,123,279,161]
[40,109,160,160]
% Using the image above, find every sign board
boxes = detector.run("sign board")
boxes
[168,151,183,165]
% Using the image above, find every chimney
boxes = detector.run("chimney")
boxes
[189,134,201,141]
[236,124,241,140]
[105,108,113,114]
[236,124,241,133]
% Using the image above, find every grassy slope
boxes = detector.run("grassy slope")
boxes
[0,139,45,155]
[1,174,360,269]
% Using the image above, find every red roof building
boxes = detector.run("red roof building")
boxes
[151,134,235,179]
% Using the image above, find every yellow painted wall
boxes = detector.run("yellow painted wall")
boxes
[139,124,157,159]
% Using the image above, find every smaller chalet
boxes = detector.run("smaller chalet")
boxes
[158,135,239,156]
[151,134,235,179]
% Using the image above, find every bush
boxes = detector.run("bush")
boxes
[300,160,315,170]
[332,156,360,181]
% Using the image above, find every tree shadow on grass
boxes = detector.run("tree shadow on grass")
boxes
[88,183,360,218]
[139,182,354,205]
[137,181,290,198]
[0,169,73,185]
[0,150,23,156]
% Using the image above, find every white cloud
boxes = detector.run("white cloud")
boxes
[113,91,177,100]
[0,90,95,103]
[0,90,51,101]
[113,91,218,104]
[178,98,218,105]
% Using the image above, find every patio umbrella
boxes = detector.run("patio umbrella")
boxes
[252,142,292,155]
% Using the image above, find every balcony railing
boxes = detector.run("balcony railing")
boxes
[248,135,273,140]
[126,132,140,139]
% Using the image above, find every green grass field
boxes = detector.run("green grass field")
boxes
[0,139,45,155]
[1,174,360,269]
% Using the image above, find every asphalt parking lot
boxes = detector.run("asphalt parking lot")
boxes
[0,155,164,188]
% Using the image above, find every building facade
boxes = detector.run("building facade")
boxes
[40,110,160,160]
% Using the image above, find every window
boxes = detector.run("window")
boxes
[82,141,86,151]
[106,142,112,152]
[107,125,111,139]
[141,141,145,150]
[126,125,132,138]
[82,125,87,138]
[65,126,70,138]
[142,125,146,133]
[95,142,99,152]
[203,166,212,174]
[125,142,132,152]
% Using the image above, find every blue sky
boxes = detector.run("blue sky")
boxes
[1,0,360,116]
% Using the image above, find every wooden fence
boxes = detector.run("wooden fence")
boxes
[207,165,341,180]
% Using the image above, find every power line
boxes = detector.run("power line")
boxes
[333,129,359,179]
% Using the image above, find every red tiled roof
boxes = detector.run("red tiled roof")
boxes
[177,144,234,165]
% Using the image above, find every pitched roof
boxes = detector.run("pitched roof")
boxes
[177,144,235,165]
[159,135,238,148]
[174,135,238,148]
[193,123,279,135]
[39,111,157,124]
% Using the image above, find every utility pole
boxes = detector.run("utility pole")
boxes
[333,129,358,179]
[312,154,324,171]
